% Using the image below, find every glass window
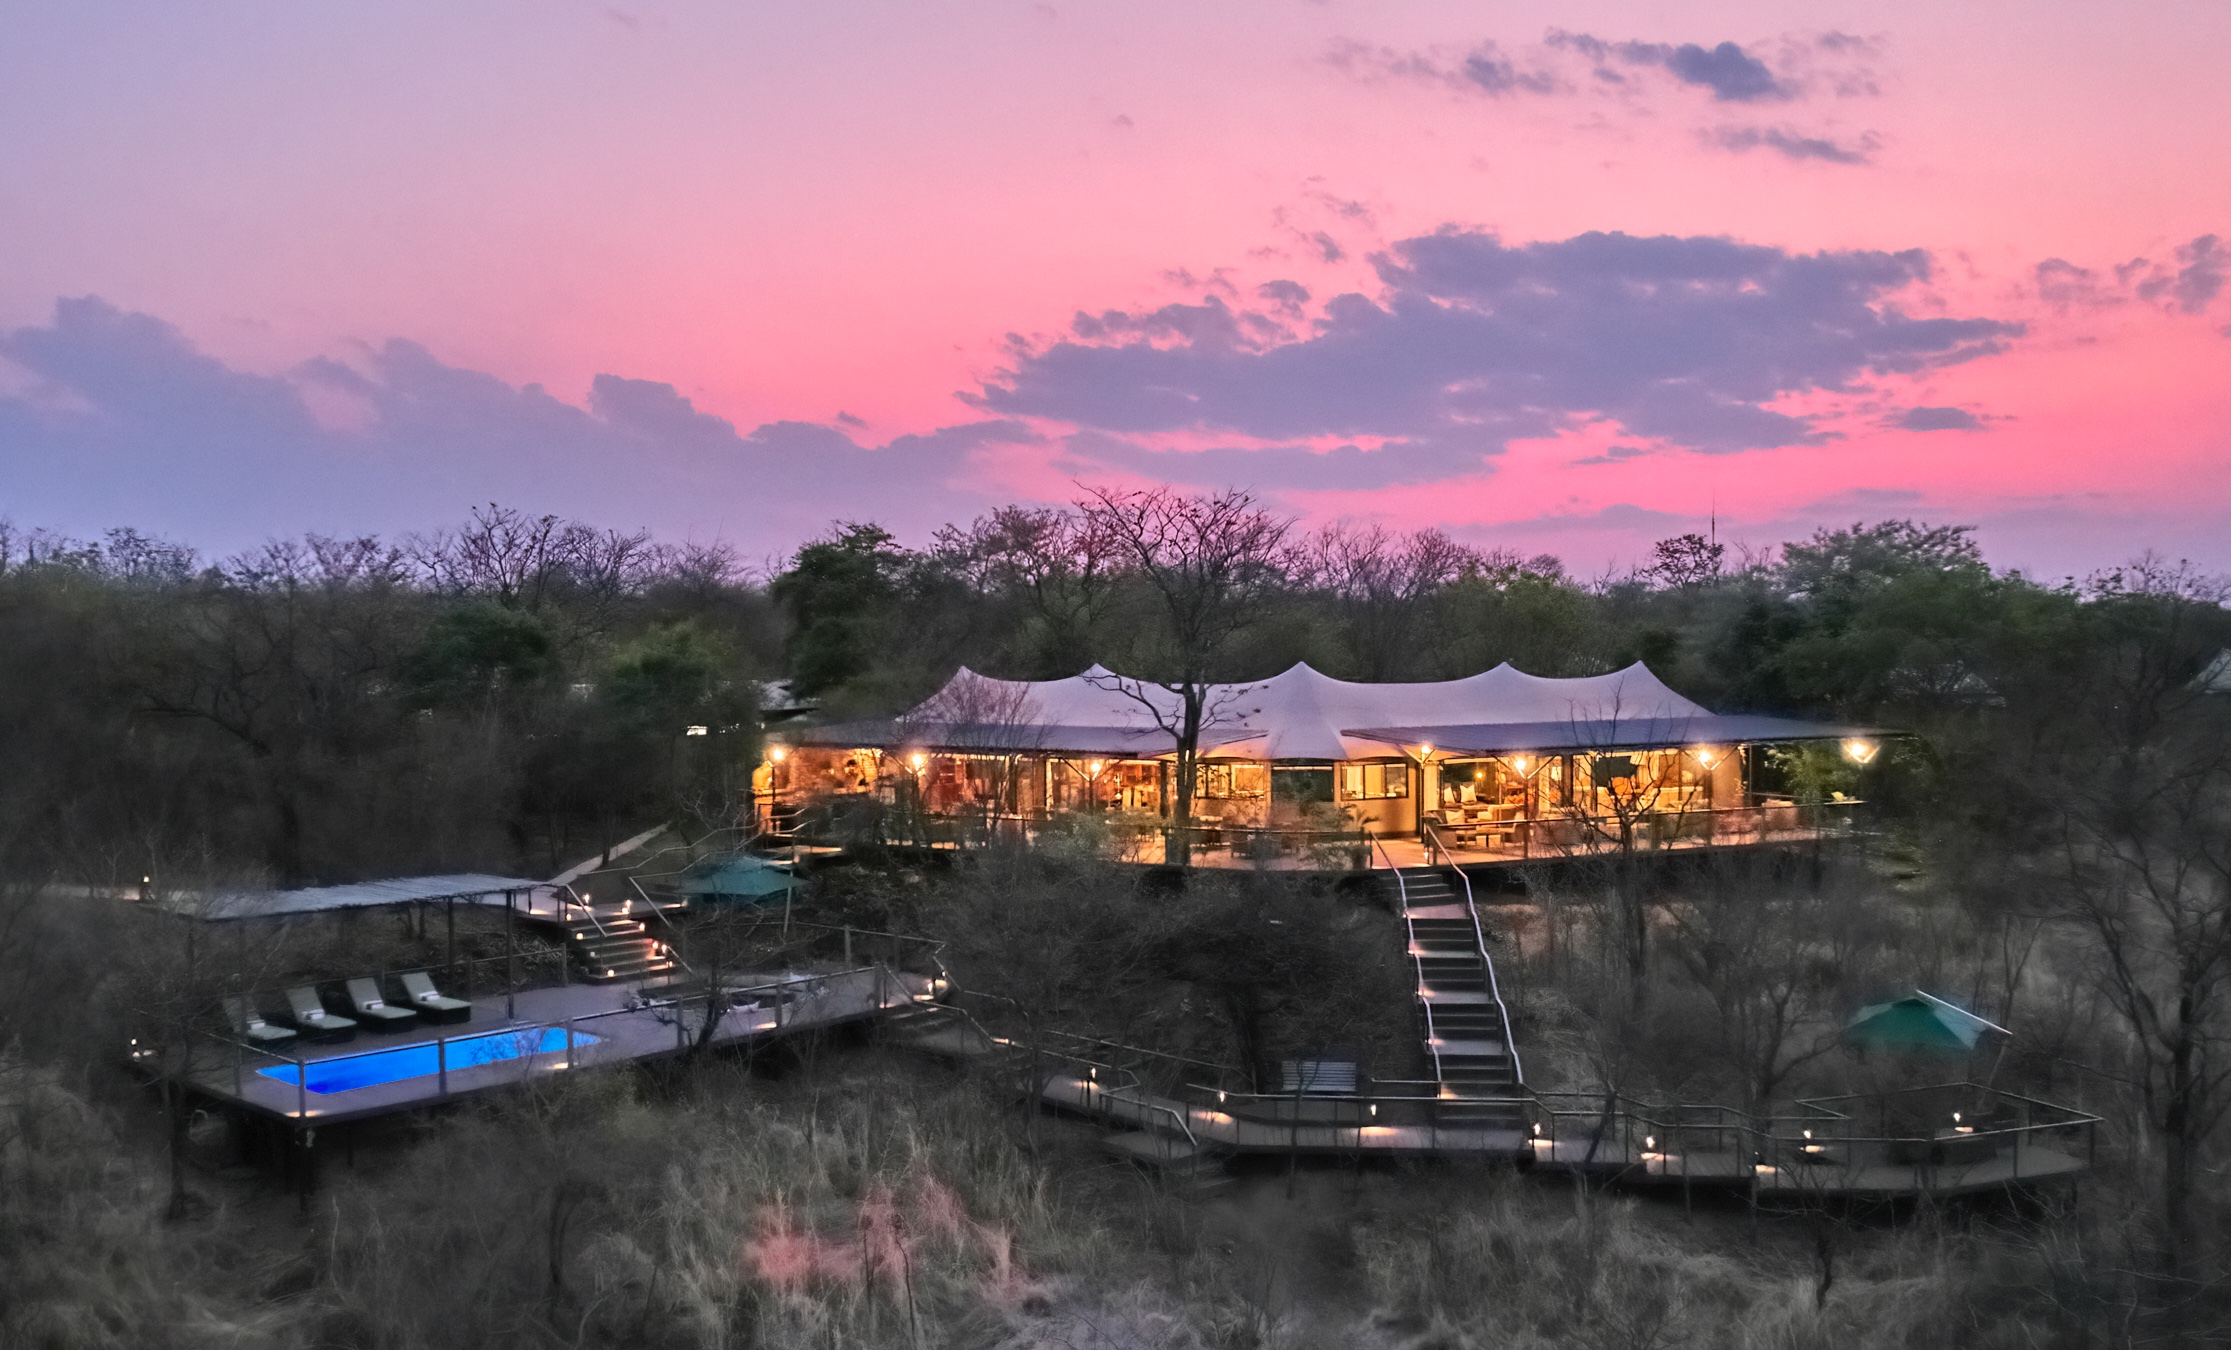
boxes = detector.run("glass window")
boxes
[1341,762,1408,799]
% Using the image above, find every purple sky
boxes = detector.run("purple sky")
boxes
[3,2,2228,576]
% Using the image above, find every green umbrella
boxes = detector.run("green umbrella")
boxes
[1844,991,2007,1054]
[675,854,796,903]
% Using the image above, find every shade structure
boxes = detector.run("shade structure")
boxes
[1844,992,2008,1054]
[672,853,795,902]
[194,873,546,922]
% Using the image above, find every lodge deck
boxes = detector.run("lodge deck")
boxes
[181,965,935,1125]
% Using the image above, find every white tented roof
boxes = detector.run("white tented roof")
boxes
[894,662,1715,761]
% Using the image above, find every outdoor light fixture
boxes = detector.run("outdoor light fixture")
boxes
[1087,759,1104,776]
[768,745,787,761]
[1841,738,1880,765]
[908,752,927,772]
[1693,747,1721,769]
[1369,1104,1378,1117]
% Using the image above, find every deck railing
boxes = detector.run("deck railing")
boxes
[1527,1082,2101,1187]
[763,794,1863,868]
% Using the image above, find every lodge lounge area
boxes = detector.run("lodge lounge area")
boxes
[767,662,1877,869]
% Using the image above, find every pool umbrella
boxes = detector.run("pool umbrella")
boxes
[675,854,795,903]
[1843,990,2007,1055]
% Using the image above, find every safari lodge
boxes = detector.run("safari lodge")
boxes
[766,662,1876,868]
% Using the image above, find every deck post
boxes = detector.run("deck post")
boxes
[438,1036,448,1097]
[567,1018,575,1071]
[295,1045,307,1120]
[504,889,517,1021]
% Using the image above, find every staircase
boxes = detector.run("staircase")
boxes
[562,908,677,981]
[1385,866,1526,1130]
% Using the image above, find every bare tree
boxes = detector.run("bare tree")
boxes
[1292,522,1478,680]
[898,670,1048,834]
[1074,487,1290,866]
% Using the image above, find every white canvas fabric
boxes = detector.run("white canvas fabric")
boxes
[913,662,1712,761]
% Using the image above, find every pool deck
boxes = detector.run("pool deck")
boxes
[184,965,932,1126]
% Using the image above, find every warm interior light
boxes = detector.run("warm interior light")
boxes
[1511,755,1530,776]
[1841,738,1880,765]
[908,752,927,771]
[1087,759,1104,776]
[1694,746,1720,768]
[768,745,787,761]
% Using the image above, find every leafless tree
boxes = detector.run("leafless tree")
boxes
[1291,522,1479,680]
[1073,487,1290,865]
[898,669,1048,830]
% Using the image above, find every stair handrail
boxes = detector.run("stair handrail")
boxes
[1448,863,1525,1088]
[1389,866,1449,1094]
[1101,1086,1199,1151]
[625,876,697,976]
[559,884,613,939]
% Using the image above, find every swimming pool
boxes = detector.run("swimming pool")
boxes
[260,1025,598,1094]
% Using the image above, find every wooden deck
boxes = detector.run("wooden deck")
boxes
[1525,1135,2089,1199]
[182,966,935,1125]
[1041,1074,1527,1157]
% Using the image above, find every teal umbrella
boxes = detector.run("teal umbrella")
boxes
[1844,991,2007,1054]
[674,854,796,903]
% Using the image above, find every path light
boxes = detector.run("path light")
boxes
[1841,738,1880,765]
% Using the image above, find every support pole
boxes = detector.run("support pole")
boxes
[505,889,517,1021]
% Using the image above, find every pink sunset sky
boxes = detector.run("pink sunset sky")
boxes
[2,1,2227,576]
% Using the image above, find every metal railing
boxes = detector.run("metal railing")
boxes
[1446,856,1525,1089]
[1525,1083,2101,1189]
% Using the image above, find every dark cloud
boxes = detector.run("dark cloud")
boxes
[1548,32,1788,102]
[0,297,1021,550]
[1572,444,1653,465]
[2135,235,2226,314]
[1458,41,1561,95]
[2041,236,2225,313]
[1709,125,1873,164]
[2035,258,2116,308]
[1884,405,1983,432]
[977,229,2021,457]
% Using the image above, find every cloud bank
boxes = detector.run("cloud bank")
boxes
[980,228,2020,486]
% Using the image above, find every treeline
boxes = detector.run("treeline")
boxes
[4,497,2227,887]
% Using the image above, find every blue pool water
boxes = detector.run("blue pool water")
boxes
[261,1026,597,1094]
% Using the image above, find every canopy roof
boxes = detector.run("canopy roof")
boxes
[1844,991,2008,1053]
[196,872,545,922]
[789,662,1855,761]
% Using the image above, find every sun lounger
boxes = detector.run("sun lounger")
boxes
[284,985,357,1042]
[345,977,419,1032]
[225,995,296,1048]
[399,971,472,1024]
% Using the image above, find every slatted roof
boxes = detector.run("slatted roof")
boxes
[197,873,545,921]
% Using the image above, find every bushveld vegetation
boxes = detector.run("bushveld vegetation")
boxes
[1,493,2228,1346]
